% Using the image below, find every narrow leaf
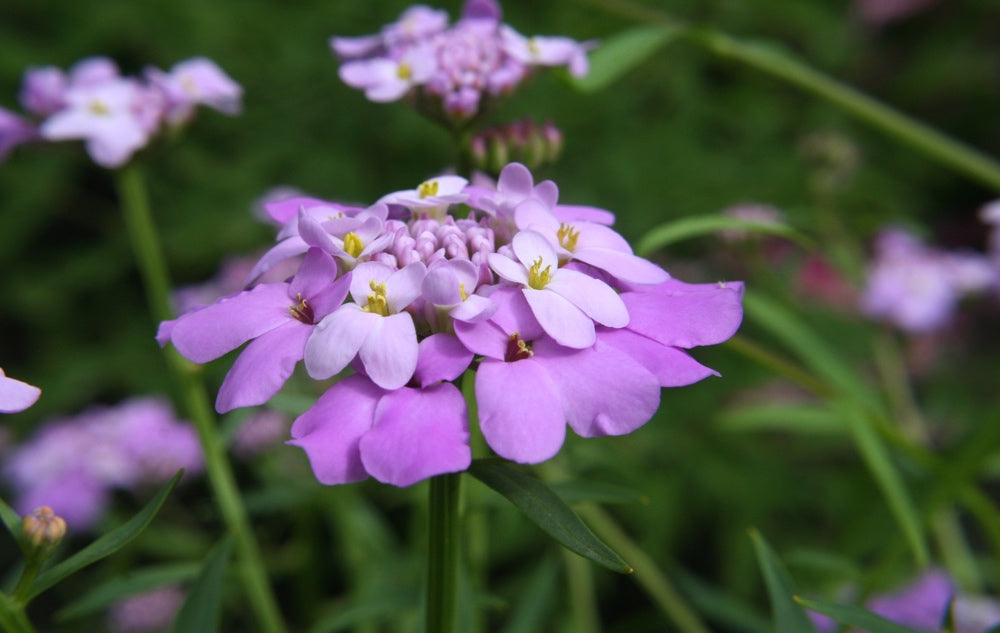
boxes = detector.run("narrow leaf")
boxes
[500,557,560,633]
[57,563,200,621]
[749,528,817,633]
[571,25,681,93]
[794,596,926,633]
[0,497,27,553]
[27,471,181,600]
[468,459,632,573]
[170,537,233,633]
[716,403,845,435]
[547,480,649,505]
[838,402,929,566]
[635,214,812,257]
[306,591,418,633]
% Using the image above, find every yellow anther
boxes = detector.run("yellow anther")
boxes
[363,280,390,316]
[88,99,110,116]
[527,256,552,290]
[418,180,440,199]
[528,38,540,57]
[557,223,580,252]
[505,333,534,361]
[397,62,412,80]
[343,232,364,258]
[459,283,468,302]
[289,293,315,323]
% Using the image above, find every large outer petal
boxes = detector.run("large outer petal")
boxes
[245,237,307,285]
[476,359,565,463]
[413,333,474,387]
[216,322,310,413]
[546,268,629,328]
[454,319,508,360]
[573,248,670,285]
[598,328,717,387]
[534,338,660,438]
[169,284,290,363]
[522,288,595,349]
[287,375,380,485]
[359,384,471,486]
[621,281,744,348]
[304,305,376,379]
[358,313,418,390]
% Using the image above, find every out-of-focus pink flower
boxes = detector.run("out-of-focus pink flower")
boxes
[108,586,184,633]
[3,397,202,530]
[861,227,996,333]
[146,57,243,124]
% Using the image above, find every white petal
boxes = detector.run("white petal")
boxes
[304,305,376,379]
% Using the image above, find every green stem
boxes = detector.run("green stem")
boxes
[114,165,287,633]
[575,505,712,633]
[426,473,461,633]
[585,0,1000,192]
[0,594,34,633]
[562,548,602,633]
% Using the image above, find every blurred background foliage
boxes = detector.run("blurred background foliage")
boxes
[2,0,999,631]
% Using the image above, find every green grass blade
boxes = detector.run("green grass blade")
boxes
[468,459,632,573]
[27,471,181,600]
[0,497,27,554]
[58,563,200,621]
[794,596,926,633]
[635,214,812,257]
[170,537,233,633]
[749,529,817,633]
[571,25,681,92]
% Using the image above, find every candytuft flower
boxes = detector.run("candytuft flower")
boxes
[2,55,242,167]
[162,162,742,486]
[330,0,593,123]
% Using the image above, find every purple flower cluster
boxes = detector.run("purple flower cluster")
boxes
[2,397,203,530]
[0,367,40,413]
[861,227,996,333]
[159,163,744,487]
[811,569,1000,633]
[331,0,592,122]
[0,56,241,167]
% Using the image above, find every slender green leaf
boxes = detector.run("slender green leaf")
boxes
[57,563,200,621]
[794,596,926,633]
[635,214,812,256]
[671,567,771,633]
[749,528,817,633]
[741,292,882,413]
[838,402,929,566]
[468,459,632,573]
[27,471,181,600]
[306,591,418,633]
[716,403,846,435]
[547,480,649,506]
[571,25,681,92]
[0,497,27,553]
[499,557,560,633]
[170,537,232,633]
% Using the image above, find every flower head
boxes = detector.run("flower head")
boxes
[330,0,592,123]
[163,163,742,486]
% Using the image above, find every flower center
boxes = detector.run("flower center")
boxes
[557,223,580,252]
[418,180,440,199]
[362,280,390,316]
[343,232,364,258]
[527,256,552,290]
[289,294,315,324]
[504,333,534,362]
[459,283,468,301]
[397,62,412,80]
[88,99,110,116]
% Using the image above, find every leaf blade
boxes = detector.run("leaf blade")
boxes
[170,537,233,633]
[749,528,817,633]
[571,25,681,93]
[27,471,182,600]
[467,459,631,573]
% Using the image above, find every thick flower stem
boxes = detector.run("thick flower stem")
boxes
[114,164,287,633]
[0,594,34,633]
[426,473,461,633]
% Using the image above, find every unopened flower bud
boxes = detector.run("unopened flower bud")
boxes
[23,506,67,547]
